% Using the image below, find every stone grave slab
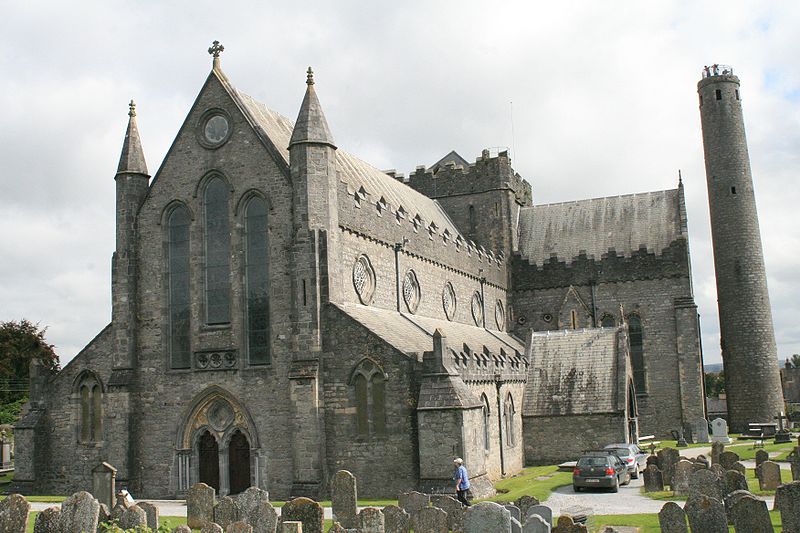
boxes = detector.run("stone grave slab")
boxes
[33,506,61,533]
[684,494,726,533]
[775,481,800,532]
[688,468,722,499]
[382,505,409,533]
[730,493,774,533]
[60,491,100,533]
[359,507,385,533]
[250,501,278,533]
[759,460,782,490]
[657,502,687,533]
[711,417,732,444]
[215,496,241,530]
[464,501,512,533]
[526,505,552,527]
[430,494,464,532]
[0,494,30,533]
[412,506,448,533]
[643,464,663,492]
[522,514,550,533]
[188,483,217,529]
[719,450,740,471]
[331,470,357,529]
[138,501,159,530]
[398,491,429,517]
[280,498,323,533]
[672,459,693,495]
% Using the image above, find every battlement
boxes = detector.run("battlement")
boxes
[406,149,532,207]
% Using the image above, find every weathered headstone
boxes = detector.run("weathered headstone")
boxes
[382,505,410,533]
[521,514,550,533]
[326,523,346,533]
[551,515,587,532]
[359,507,385,533]
[398,491,429,517]
[657,447,680,487]
[215,496,241,530]
[719,450,740,471]
[723,489,752,526]
[775,481,800,532]
[788,447,800,480]
[511,517,522,533]
[412,506,448,533]
[684,494,727,533]
[331,470,358,529]
[672,459,693,495]
[711,441,724,465]
[281,522,303,533]
[526,505,553,527]
[91,462,117,509]
[173,526,193,533]
[430,494,464,532]
[188,482,217,529]
[758,460,782,491]
[731,461,746,476]
[201,523,225,533]
[710,463,724,476]
[237,487,270,523]
[730,493,774,533]
[464,501,512,533]
[0,494,30,533]
[504,504,521,523]
[658,502,688,533]
[280,498,323,533]
[721,469,748,496]
[249,501,279,533]
[693,418,710,443]
[98,503,110,524]
[710,417,732,444]
[60,491,100,533]
[643,464,664,492]
[33,506,61,533]
[227,522,254,533]
[139,501,159,530]
[120,504,148,530]
[110,490,130,522]
[514,495,539,518]
[688,468,722,499]
[755,449,770,468]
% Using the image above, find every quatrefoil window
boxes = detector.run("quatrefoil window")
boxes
[403,270,421,314]
[353,255,376,305]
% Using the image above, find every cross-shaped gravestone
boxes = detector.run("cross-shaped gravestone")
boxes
[208,40,225,57]
[776,412,792,443]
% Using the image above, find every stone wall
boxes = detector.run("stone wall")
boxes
[523,413,628,465]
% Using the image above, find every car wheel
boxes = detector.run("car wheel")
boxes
[632,466,640,479]
[622,472,631,486]
[573,485,581,492]
[611,479,619,493]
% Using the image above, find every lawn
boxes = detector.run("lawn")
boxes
[589,510,782,532]
[489,465,572,503]
[640,466,790,501]
[727,440,796,461]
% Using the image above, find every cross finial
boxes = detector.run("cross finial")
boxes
[678,169,683,186]
[306,67,314,86]
[208,40,225,58]
[128,100,136,118]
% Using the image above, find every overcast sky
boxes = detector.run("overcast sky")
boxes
[1,1,798,368]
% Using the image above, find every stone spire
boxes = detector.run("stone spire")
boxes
[289,67,336,148]
[116,100,148,176]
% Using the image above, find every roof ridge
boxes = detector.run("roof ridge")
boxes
[525,187,678,209]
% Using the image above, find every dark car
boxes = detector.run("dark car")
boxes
[604,443,648,479]
[573,451,630,492]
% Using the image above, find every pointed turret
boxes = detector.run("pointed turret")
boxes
[289,68,336,148]
[116,101,148,176]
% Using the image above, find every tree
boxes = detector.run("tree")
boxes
[0,319,60,405]
[789,354,800,368]
[705,371,725,398]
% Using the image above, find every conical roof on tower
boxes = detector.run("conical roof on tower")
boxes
[289,67,336,149]
[116,100,148,176]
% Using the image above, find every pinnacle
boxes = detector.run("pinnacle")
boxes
[117,99,148,176]
[289,66,336,149]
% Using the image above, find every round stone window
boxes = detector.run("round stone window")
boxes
[352,255,376,305]
[495,300,506,331]
[403,270,421,313]
[442,282,457,321]
[197,109,232,148]
[471,291,484,326]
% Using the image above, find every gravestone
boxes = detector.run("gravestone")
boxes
[511,517,522,533]
[326,524,346,533]
[658,503,688,533]
[657,447,680,487]
[228,522,254,533]
[332,470,357,529]
[91,462,117,509]
[412,506,448,533]
[215,496,241,530]
[0,493,30,533]
[672,459,693,495]
[60,491,100,533]
[201,524,224,533]
[280,498,323,533]
[710,463,724,476]
[730,493,774,533]
[281,523,303,533]
[711,441,724,464]
[504,504,521,523]
[710,417,732,444]
[522,514,550,533]
[173,526,193,533]
[514,495,539,518]
[120,504,147,530]
[464,501,512,533]
[723,489,752,526]
[359,507,385,533]
[188,482,217,529]
[33,506,61,533]
[382,505,410,533]
[731,461,746,476]
[110,490,130,522]
[788,447,800,480]
[693,418,710,443]
[430,494,464,532]
[721,469,748,496]
[98,503,110,524]
[526,505,553,527]
[775,481,800,532]
[398,491,429,516]
[719,450,740,471]
[249,501,278,533]
[755,449,770,468]
[551,515,587,532]
[139,501,159,530]
[758,460,782,490]
[684,494,726,533]
[643,465,664,492]
[688,468,722,499]
[646,454,658,467]
[237,487,270,524]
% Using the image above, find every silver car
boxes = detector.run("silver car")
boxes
[604,443,648,479]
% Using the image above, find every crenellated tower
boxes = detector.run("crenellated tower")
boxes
[697,65,784,431]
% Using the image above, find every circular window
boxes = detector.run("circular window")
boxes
[353,255,376,305]
[495,300,506,331]
[471,291,484,326]
[198,109,232,148]
[403,270,421,313]
[442,282,457,321]
[542,313,553,323]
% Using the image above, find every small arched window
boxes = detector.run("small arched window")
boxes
[168,205,191,369]
[628,315,646,393]
[351,359,387,436]
[245,197,270,365]
[481,394,491,451]
[468,205,476,236]
[204,177,231,325]
[600,314,616,328]
[504,393,516,447]
[77,373,103,444]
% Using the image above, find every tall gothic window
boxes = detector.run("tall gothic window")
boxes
[628,315,646,393]
[482,394,491,451]
[352,359,387,436]
[245,197,270,365]
[78,374,102,443]
[204,178,231,325]
[168,206,191,369]
[504,393,516,447]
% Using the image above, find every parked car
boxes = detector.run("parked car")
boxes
[573,451,630,492]
[604,443,648,479]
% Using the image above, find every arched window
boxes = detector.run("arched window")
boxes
[168,206,191,369]
[600,314,616,328]
[351,359,387,436]
[77,373,102,444]
[504,393,516,447]
[468,205,476,236]
[245,197,270,365]
[204,178,231,325]
[628,315,646,393]
[481,394,491,451]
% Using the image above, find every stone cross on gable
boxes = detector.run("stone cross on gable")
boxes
[208,40,225,57]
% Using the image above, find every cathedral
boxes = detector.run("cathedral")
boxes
[14,45,707,499]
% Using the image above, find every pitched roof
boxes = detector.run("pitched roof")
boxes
[517,189,684,265]
[430,150,471,173]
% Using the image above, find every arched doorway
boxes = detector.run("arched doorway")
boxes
[228,430,251,495]
[198,430,220,492]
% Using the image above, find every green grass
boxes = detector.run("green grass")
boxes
[1,494,66,502]
[727,440,795,461]
[647,440,712,451]
[588,510,782,532]
[488,465,572,503]
[641,466,790,501]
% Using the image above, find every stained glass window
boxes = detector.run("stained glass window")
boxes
[204,178,231,325]
[245,198,270,365]
[629,316,646,393]
[168,206,191,369]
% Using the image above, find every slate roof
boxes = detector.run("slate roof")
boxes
[523,327,626,416]
[418,373,483,410]
[430,150,471,173]
[517,189,684,265]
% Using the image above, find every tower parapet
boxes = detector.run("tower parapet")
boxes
[697,65,784,431]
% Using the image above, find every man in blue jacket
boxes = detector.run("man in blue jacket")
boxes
[453,457,471,507]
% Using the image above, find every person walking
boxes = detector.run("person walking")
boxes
[453,457,471,507]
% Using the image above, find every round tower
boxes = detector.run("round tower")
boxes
[697,65,784,431]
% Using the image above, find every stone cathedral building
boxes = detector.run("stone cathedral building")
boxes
[15,46,708,499]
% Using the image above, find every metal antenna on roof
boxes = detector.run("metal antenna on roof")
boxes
[510,100,516,164]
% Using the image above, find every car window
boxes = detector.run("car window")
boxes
[610,448,630,456]
[578,457,608,466]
